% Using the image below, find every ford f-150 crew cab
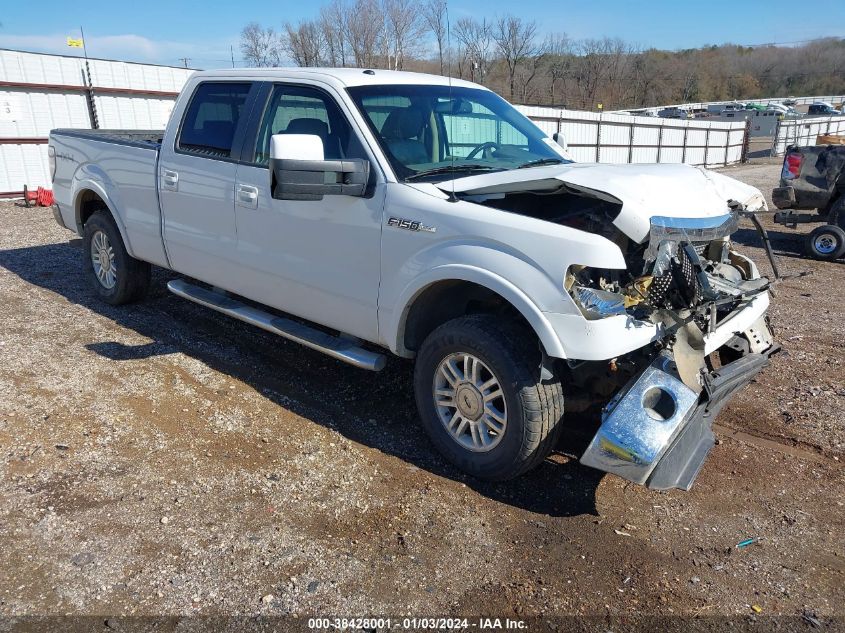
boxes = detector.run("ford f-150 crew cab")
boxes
[49,68,778,490]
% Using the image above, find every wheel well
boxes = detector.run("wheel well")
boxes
[76,189,109,229]
[402,280,536,353]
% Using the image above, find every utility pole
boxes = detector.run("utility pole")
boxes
[179,57,191,68]
[80,26,99,130]
[230,44,235,68]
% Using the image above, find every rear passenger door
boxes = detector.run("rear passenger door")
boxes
[159,81,258,288]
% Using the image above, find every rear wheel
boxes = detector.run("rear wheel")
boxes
[413,314,564,481]
[83,210,151,304]
[805,224,845,260]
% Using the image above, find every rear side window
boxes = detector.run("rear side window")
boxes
[178,82,251,158]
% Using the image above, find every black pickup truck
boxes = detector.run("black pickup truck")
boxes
[772,144,845,259]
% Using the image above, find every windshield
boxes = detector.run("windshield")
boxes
[346,84,571,182]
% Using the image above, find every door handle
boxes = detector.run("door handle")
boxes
[161,169,179,191]
[236,183,259,209]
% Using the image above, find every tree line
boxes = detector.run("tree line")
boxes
[240,2,845,111]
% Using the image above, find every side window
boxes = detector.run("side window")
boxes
[178,82,251,158]
[442,102,528,158]
[254,84,362,165]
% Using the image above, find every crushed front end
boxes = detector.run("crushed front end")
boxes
[570,211,778,490]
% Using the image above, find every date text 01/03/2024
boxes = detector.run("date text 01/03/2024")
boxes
[307,617,528,630]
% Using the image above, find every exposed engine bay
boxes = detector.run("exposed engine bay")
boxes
[464,184,774,395]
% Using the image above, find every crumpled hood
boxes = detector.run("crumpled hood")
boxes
[435,162,767,243]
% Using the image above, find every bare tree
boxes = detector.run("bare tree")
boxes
[240,23,283,67]
[283,20,326,67]
[569,38,633,109]
[343,0,384,67]
[422,0,448,74]
[320,0,348,66]
[492,15,539,100]
[383,0,425,70]
[515,50,546,104]
[542,34,572,106]
[453,17,493,83]
[240,12,845,111]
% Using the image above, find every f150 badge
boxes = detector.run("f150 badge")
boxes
[387,217,436,233]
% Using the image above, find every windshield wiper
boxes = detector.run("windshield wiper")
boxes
[516,157,566,169]
[405,164,500,182]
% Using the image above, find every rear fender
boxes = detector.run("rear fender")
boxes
[72,168,136,258]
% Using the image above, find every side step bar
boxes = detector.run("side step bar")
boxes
[167,279,386,371]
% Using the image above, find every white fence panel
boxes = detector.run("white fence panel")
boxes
[515,105,747,167]
[773,116,845,154]
[0,90,90,136]
[94,95,175,129]
[0,143,50,192]
[0,49,85,86]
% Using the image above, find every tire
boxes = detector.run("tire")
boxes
[413,314,564,481]
[82,210,151,305]
[805,224,845,260]
[829,195,845,231]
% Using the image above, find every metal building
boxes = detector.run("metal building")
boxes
[0,48,193,196]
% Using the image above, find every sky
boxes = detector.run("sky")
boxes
[1,0,843,68]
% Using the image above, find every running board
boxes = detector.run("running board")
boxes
[167,279,386,371]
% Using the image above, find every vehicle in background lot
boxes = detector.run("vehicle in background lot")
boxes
[633,109,659,117]
[772,144,845,259]
[657,106,691,119]
[783,97,798,106]
[808,103,842,116]
[744,103,767,111]
[48,68,778,492]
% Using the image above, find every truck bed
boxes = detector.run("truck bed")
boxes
[51,129,164,149]
[50,128,168,267]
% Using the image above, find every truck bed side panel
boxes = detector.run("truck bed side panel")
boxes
[51,131,169,268]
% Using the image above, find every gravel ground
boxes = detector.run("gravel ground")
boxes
[0,160,843,630]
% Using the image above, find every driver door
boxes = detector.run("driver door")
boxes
[232,82,385,343]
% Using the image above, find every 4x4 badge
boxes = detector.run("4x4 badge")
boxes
[387,217,436,233]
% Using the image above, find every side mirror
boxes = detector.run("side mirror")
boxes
[552,132,568,151]
[269,133,370,201]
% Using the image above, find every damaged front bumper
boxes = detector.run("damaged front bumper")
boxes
[580,332,779,491]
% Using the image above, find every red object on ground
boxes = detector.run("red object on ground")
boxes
[36,187,54,206]
[22,186,54,207]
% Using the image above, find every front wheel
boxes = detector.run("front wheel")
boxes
[413,315,564,481]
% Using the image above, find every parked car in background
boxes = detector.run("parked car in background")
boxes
[782,97,798,106]
[808,103,842,116]
[657,106,691,119]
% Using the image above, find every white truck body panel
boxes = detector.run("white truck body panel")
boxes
[49,68,772,363]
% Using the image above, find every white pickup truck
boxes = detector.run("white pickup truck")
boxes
[49,68,778,490]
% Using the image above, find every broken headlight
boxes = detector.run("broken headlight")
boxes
[570,285,628,320]
[566,266,650,320]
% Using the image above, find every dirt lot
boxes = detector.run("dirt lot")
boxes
[1,160,843,629]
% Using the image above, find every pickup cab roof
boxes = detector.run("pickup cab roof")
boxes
[188,67,487,91]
